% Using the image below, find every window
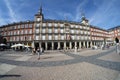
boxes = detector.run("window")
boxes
[48,23,52,27]
[54,29,58,33]
[54,35,58,40]
[54,23,57,27]
[11,31,13,35]
[35,36,39,40]
[37,18,41,21]
[42,29,46,33]
[88,32,90,35]
[72,36,75,40]
[25,30,28,34]
[43,23,46,27]
[29,36,32,40]
[71,30,74,33]
[13,37,15,41]
[76,25,79,28]
[60,29,64,33]
[48,35,52,40]
[42,35,45,40]
[71,25,74,28]
[18,25,20,29]
[18,31,20,35]
[61,35,64,40]
[48,29,52,33]
[8,32,10,35]
[29,24,32,28]
[14,31,16,35]
[77,36,79,40]
[25,24,28,28]
[76,30,79,34]
[80,31,83,34]
[21,30,23,34]
[80,36,84,40]
[29,30,32,34]
[84,31,87,34]
[21,36,23,41]
[14,26,17,29]
[17,37,19,41]
[36,29,39,33]
[36,24,40,27]
[60,24,64,27]
[21,25,24,28]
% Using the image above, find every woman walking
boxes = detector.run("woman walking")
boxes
[37,48,40,60]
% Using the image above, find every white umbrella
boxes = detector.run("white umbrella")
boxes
[24,45,31,47]
[11,43,24,48]
[0,43,6,46]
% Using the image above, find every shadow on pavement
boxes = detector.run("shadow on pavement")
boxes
[0,74,21,78]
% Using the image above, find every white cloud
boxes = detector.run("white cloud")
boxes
[89,0,117,28]
[57,12,73,20]
[4,0,17,22]
[53,0,88,21]
[74,0,88,21]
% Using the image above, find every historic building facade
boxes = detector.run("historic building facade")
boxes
[0,7,117,50]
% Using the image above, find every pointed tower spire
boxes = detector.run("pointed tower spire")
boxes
[40,5,42,15]
[38,5,43,15]
[81,12,89,25]
[34,4,44,22]
[81,12,85,20]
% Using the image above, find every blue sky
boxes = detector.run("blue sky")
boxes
[0,0,120,29]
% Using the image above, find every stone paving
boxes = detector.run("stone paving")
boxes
[0,46,120,80]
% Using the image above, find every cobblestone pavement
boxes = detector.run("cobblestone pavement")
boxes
[0,46,120,80]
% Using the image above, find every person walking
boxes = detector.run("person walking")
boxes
[37,48,41,60]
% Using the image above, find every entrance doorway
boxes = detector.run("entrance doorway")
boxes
[47,42,52,50]
[41,42,45,50]
[35,43,39,50]
[60,42,64,49]
[54,42,58,50]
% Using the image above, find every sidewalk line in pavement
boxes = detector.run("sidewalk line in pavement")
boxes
[0,64,16,75]
[15,55,32,61]
[0,55,32,75]
[115,73,120,80]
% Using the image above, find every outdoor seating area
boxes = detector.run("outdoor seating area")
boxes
[11,43,32,52]
[0,43,10,51]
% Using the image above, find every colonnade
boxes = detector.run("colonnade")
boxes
[33,41,104,50]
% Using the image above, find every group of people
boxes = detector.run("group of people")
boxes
[32,47,44,60]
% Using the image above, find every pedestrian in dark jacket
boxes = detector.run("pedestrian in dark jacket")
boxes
[37,48,40,60]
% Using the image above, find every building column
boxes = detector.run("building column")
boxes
[75,42,77,48]
[58,42,60,49]
[90,41,92,48]
[39,42,41,48]
[52,42,54,50]
[94,42,96,46]
[64,42,66,50]
[87,41,89,48]
[69,42,72,49]
[45,42,47,50]
[83,41,85,48]
[79,41,81,49]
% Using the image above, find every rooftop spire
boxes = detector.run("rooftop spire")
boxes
[81,12,85,20]
[38,4,43,15]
